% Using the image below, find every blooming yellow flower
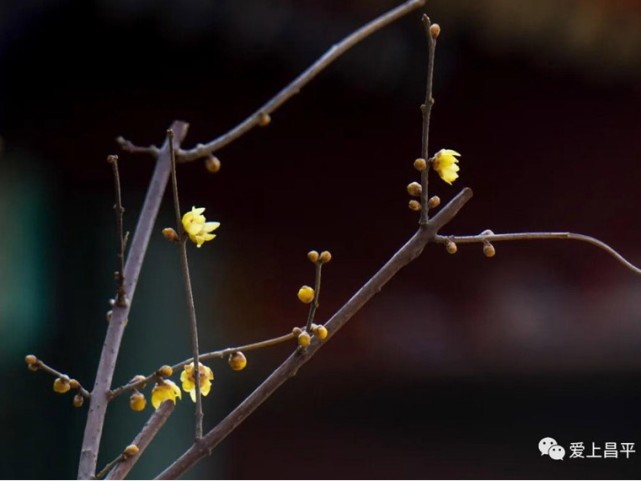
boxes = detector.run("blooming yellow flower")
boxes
[180,362,214,402]
[151,379,182,409]
[181,206,220,248]
[432,149,461,185]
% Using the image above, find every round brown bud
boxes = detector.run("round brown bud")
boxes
[157,365,173,378]
[408,200,421,212]
[430,23,441,38]
[292,327,302,336]
[319,251,332,263]
[413,158,427,171]
[69,379,80,390]
[483,243,496,258]
[445,240,458,254]
[428,196,441,209]
[257,112,271,127]
[25,354,37,366]
[73,394,84,408]
[228,351,248,371]
[406,182,422,197]
[298,331,311,348]
[124,444,140,457]
[314,325,328,340]
[129,391,147,412]
[162,227,178,242]
[27,362,39,372]
[205,155,222,173]
[53,377,71,394]
[307,250,320,263]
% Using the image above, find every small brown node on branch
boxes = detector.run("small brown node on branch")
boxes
[25,354,37,366]
[73,394,84,408]
[414,158,427,171]
[313,325,328,340]
[428,196,441,209]
[228,351,248,371]
[298,331,311,348]
[319,250,332,263]
[407,182,422,197]
[131,374,147,389]
[205,155,222,173]
[307,250,320,263]
[430,23,441,39]
[123,444,140,458]
[157,365,173,377]
[162,227,179,242]
[408,200,421,212]
[257,112,272,127]
[69,379,80,390]
[129,391,147,412]
[53,376,71,394]
[106,154,118,164]
[483,242,496,258]
[292,327,302,336]
[445,240,458,254]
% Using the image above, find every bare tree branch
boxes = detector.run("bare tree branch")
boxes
[105,402,175,480]
[155,188,475,479]
[176,0,427,163]
[435,231,641,275]
[77,121,190,480]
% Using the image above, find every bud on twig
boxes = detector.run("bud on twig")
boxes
[445,240,457,254]
[408,200,421,211]
[430,23,441,39]
[406,182,422,197]
[319,250,332,263]
[257,112,271,127]
[205,155,222,173]
[307,250,320,263]
[413,158,427,171]
[428,196,441,209]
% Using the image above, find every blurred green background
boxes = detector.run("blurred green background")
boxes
[1,0,641,478]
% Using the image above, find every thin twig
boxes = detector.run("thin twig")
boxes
[154,188,475,479]
[434,231,641,275]
[168,129,204,440]
[77,121,190,480]
[109,332,296,400]
[176,0,426,163]
[29,358,91,398]
[105,402,175,480]
[419,15,437,225]
[305,261,323,332]
[107,155,127,307]
[116,136,160,157]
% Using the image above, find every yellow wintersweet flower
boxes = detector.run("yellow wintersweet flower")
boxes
[181,206,220,248]
[151,379,182,409]
[180,362,214,402]
[432,149,461,185]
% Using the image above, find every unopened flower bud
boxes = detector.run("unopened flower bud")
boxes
[445,240,458,254]
[162,227,178,242]
[73,394,84,408]
[483,243,496,258]
[129,391,147,412]
[407,182,422,197]
[257,112,271,127]
[319,251,332,263]
[53,377,71,394]
[314,325,328,340]
[292,327,302,336]
[69,379,80,390]
[131,375,147,390]
[124,444,140,457]
[413,158,427,171]
[228,351,248,371]
[157,365,173,377]
[298,331,311,347]
[430,23,441,38]
[408,200,421,211]
[307,250,319,263]
[298,286,315,304]
[25,354,37,366]
[205,155,221,173]
[428,196,441,209]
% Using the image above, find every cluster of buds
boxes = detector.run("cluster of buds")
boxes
[26,355,88,408]
[292,324,329,348]
[307,250,332,264]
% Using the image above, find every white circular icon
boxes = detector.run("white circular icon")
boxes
[539,437,557,456]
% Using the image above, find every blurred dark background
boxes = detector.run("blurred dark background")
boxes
[1,0,641,478]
